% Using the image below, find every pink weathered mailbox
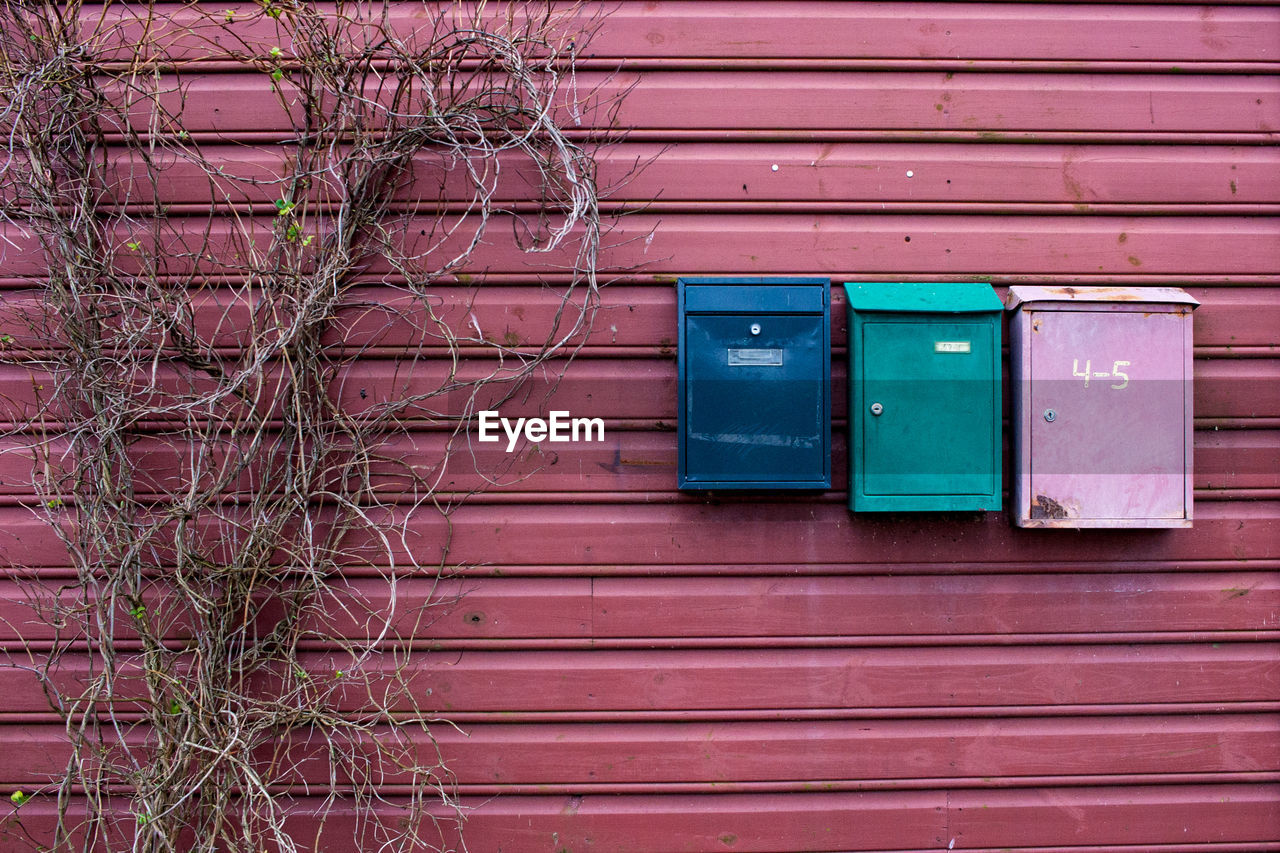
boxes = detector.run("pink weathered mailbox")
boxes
[1006,286,1199,528]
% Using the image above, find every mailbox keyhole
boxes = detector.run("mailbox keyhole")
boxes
[749,323,761,336]
[870,402,884,416]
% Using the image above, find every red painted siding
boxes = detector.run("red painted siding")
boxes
[1,2,1278,851]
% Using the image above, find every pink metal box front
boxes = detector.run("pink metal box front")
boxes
[1007,286,1199,528]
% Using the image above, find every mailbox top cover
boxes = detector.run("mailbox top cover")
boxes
[1005,285,1199,310]
[844,282,1002,313]
[680,277,829,314]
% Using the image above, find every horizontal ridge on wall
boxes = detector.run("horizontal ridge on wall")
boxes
[3,786,1277,852]
[0,285,1273,352]
[77,2,1280,65]
[2,216,1277,278]
[0,503,1275,570]
[8,144,1276,207]
[0,358,1272,423]
[1,644,1276,714]
[84,72,1280,136]
[2,573,1274,644]
[3,716,1277,790]
[0,429,1272,502]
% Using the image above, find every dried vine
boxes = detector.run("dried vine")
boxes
[0,1,621,850]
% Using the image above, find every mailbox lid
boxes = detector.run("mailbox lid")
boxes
[843,282,1002,511]
[1006,285,1199,311]
[678,277,831,489]
[846,281,1004,314]
[683,277,828,314]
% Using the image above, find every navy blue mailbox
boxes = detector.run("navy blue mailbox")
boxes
[677,277,831,489]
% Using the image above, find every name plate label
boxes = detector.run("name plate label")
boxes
[727,348,784,366]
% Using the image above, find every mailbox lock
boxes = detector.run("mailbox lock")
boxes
[749,323,761,336]
[870,402,884,416]
[1043,409,1057,423]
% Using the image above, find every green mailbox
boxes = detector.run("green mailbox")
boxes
[844,282,1002,512]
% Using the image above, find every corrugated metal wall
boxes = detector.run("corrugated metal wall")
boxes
[2,2,1279,850]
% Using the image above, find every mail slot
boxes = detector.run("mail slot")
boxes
[845,282,1003,512]
[678,277,831,489]
[1006,285,1198,528]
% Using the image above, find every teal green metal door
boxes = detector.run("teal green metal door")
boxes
[859,320,997,499]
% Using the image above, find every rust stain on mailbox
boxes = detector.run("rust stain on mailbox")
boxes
[1030,494,1074,520]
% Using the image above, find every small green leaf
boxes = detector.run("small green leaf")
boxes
[301,234,313,247]
[223,9,235,22]
[46,498,63,509]
[10,791,27,807]
[270,68,284,82]
[176,130,189,140]
[333,670,343,679]
[129,603,146,619]
[269,46,282,58]
[126,242,141,251]
[168,699,181,714]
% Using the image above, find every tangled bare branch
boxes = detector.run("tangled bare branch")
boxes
[0,1,623,850]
